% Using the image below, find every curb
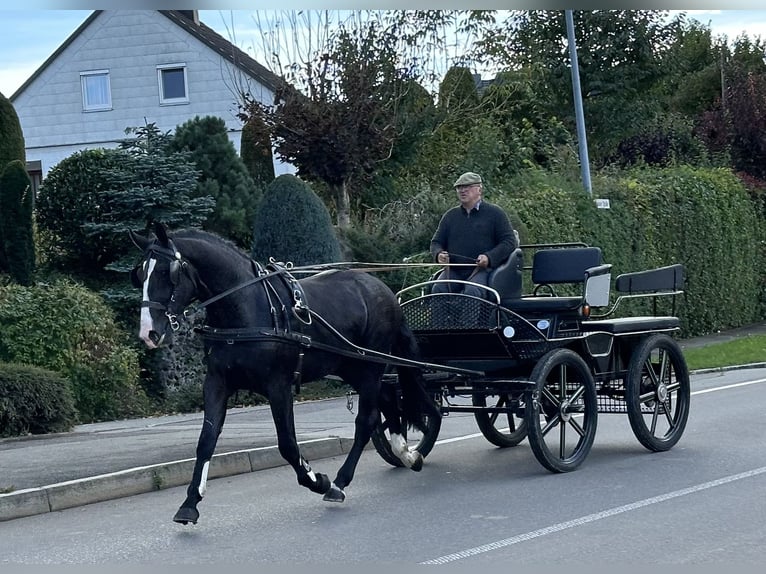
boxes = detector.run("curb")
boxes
[689,362,766,375]
[0,436,356,523]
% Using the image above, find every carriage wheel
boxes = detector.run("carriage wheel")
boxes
[525,348,598,473]
[625,334,690,452]
[473,391,528,447]
[371,399,442,468]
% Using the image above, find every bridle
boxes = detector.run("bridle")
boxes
[134,240,199,331]
[134,240,309,333]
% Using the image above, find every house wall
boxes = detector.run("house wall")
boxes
[12,10,293,178]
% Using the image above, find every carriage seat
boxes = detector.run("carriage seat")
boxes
[490,247,524,303]
[503,246,611,313]
[581,263,684,333]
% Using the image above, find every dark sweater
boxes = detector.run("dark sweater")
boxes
[430,201,516,279]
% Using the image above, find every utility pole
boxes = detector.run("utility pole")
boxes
[565,10,592,195]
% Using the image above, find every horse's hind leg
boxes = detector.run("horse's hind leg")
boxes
[174,374,229,525]
[323,378,380,502]
[268,381,331,496]
[379,383,423,471]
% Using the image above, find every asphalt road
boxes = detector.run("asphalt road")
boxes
[1,367,764,564]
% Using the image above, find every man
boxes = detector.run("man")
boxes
[430,171,516,297]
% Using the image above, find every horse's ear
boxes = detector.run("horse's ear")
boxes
[128,229,150,251]
[154,221,170,247]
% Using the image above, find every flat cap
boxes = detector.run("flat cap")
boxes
[453,172,482,187]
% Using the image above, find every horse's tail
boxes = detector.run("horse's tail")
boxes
[393,320,441,432]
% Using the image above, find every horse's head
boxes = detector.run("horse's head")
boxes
[129,222,199,349]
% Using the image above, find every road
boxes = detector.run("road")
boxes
[1,368,765,564]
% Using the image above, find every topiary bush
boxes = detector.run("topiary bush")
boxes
[252,174,342,266]
[0,279,150,422]
[0,362,78,437]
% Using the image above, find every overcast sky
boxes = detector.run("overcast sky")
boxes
[2,9,766,98]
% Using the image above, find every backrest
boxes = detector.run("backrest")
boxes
[532,247,602,285]
[615,263,684,294]
[489,247,524,301]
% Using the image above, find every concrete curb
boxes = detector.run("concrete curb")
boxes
[689,362,766,375]
[0,436,356,523]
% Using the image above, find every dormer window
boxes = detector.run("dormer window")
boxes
[157,63,189,105]
[80,70,112,111]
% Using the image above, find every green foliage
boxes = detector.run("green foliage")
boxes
[0,362,78,437]
[0,160,35,285]
[584,166,764,335]
[0,280,150,422]
[35,148,126,273]
[36,125,214,276]
[252,174,342,266]
[240,115,275,190]
[0,92,25,171]
[0,92,26,274]
[171,116,261,248]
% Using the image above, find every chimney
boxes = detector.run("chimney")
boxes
[178,10,199,25]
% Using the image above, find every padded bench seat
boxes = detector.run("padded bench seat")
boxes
[501,296,583,313]
[581,316,680,334]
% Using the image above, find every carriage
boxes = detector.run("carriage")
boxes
[131,224,690,523]
[371,242,690,474]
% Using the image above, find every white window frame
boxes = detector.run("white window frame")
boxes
[157,63,189,105]
[80,70,112,111]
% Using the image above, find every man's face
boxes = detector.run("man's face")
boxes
[455,183,481,207]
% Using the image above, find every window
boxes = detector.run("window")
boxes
[80,70,111,111]
[157,64,188,105]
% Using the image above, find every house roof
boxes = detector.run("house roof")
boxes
[10,10,283,101]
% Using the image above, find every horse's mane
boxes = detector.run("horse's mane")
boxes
[170,228,249,260]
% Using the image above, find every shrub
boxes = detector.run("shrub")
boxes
[252,174,342,265]
[0,362,78,437]
[0,279,150,422]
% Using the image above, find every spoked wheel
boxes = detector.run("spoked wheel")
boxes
[525,348,598,473]
[625,334,690,452]
[371,398,442,468]
[473,391,527,447]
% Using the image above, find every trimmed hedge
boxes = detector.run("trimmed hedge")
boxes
[492,166,764,336]
[0,362,78,437]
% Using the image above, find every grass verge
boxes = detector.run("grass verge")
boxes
[683,334,766,371]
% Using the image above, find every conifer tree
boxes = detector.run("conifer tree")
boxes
[0,160,35,285]
[171,115,261,249]
[240,116,275,191]
[0,92,26,273]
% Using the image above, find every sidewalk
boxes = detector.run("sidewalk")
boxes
[2,322,766,522]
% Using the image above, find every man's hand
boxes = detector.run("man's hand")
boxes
[437,251,450,264]
[476,254,489,268]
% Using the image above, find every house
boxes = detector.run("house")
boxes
[10,9,293,194]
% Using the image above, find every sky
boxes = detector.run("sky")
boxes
[2,8,766,98]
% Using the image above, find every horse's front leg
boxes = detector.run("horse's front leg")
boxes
[268,380,331,497]
[323,383,379,503]
[173,373,229,525]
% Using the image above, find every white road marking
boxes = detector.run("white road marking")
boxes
[691,377,766,395]
[421,466,766,564]
[422,376,766,564]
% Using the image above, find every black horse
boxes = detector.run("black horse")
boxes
[129,223,439,525]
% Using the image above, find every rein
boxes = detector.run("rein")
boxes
[141,242,483,378]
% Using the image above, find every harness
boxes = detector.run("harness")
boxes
[138,241,483,389]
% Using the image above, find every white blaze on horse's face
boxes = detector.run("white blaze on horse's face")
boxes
[139,258,161,349]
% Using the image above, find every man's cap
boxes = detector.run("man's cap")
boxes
[454,172,482,187]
